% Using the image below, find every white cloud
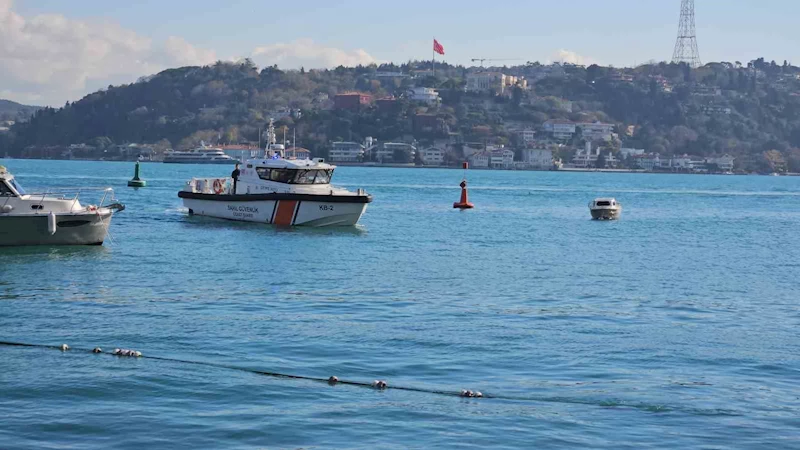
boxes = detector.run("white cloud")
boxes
[550,49,598,66]
[0,0,217,106]
[252,38,377,69]
[0,2,379,106]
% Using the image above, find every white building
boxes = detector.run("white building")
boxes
[489,148,515,169]
[468,152,490,168]
[466,72,527,95]
[522,148,554,168]
[577,122,615,141]
[407,87,441,105]
[572,142,618,168]
[420,147,445,165]
[706,154,735,171]
[669,154,695,170]
[329,141,364,162]
[542,120,577,141]
[620,148,645,158]
[517,129,537,146]
[633,153,662,171]
[370,142,416,162]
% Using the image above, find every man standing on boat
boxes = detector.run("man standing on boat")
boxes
[231,163,240,194]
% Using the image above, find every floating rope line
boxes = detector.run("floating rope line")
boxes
[0,341,484,399]
[0,340,743,415]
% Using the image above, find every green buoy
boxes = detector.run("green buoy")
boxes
[127,161,147,187]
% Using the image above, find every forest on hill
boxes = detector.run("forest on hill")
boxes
[3,57,800,172]
[0,99,41,123]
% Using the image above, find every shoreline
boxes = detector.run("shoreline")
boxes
[1,157,794,176]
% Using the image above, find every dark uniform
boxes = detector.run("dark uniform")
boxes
[231,165,241,194]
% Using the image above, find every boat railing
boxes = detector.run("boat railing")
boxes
[20,187,115,212]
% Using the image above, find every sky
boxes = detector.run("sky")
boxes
[2,0,800,106]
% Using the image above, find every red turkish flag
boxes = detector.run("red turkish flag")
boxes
[433,39,445,56]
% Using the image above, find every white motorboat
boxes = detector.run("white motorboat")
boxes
[0,166,125,246]
[589,198,622,220]
[164,144,238,164]
[178,121,371,227]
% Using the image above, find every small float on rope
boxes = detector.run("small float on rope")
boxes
[127,161,147,187]
[453,162,474,210]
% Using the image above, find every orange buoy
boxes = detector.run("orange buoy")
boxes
[453,162,474,209]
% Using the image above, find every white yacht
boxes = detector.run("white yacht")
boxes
[589,198,622,220]
[178,121,371,227]
[164,144,238,164]
[0,166,125,246]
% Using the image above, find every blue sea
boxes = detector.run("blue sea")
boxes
[1,159,799,449]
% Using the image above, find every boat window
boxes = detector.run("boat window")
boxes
[270,169,295,183]
[293,170,318,185]
[254,168,331,184]
[596,201,611,206]
[9,179,25,195]
[313,170,332,184]
[255,167,294,183]
[0,181,15,197]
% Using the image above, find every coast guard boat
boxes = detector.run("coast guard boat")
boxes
[0,166,124,246]
[589,198,622,220]
[178,121,372,227]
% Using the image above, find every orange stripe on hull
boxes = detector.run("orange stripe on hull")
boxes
[274,200,297,225]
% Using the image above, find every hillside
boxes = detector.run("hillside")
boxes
[4,58,800,172]
[0,99,41,122]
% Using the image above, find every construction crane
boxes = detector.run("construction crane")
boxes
[471,58,521,67]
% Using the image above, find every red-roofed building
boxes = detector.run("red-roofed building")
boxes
[334,92,373,111]
[285,147,312,160]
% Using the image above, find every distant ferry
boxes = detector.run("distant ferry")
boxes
[164,145,238,164]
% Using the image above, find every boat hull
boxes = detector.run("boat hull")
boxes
[0,212,113,246]
[590,208,621,220]
[178,192,370,227]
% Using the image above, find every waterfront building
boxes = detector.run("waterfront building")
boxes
[420,147,445,165]
[633,153,663,171]
[705,154,735,171]
[489,148,515,169]
[468,152,490,168]
[522,148,554,168]
[329,141,365,162]
[285,147,312,160]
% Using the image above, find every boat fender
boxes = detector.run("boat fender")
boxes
[113,348,142,357]
[460,389,483,398]
[213,179,224,194]
[0,205,11,213]
[47,212,57,235]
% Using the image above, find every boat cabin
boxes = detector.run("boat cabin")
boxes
[590,198,619,208]
[0,167,26,197]
[235,158,338,194]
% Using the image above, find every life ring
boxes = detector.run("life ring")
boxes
[213,179,224,194]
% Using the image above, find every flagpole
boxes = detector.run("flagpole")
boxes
[432,37,435,77]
